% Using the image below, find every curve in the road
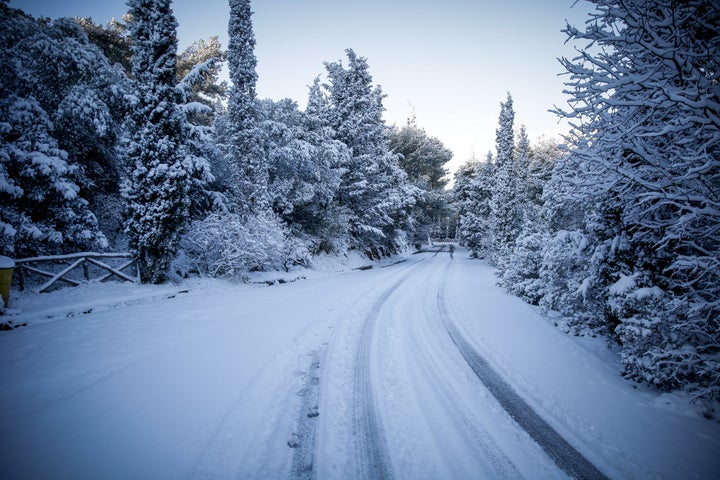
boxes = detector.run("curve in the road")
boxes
[437,263,610,480]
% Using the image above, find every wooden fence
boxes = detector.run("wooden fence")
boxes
[15,252,138,293]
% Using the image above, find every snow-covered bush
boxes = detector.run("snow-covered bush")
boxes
[538,230,607,334]
[502,228,548,305]
[180,212,309,278]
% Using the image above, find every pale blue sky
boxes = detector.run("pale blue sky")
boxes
[10,0,590,174]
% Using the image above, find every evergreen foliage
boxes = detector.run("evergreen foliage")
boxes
[75,15,133,74]
[323,49,417,254]
[223,0,268,211]
[389,116,452,191]
[489,93,521,268]
[123,0,207,283]
[547,0,720,412]
[0,4,110,256]
[456,153,495,258]
[260,97,347,247]
[388,115,453,244]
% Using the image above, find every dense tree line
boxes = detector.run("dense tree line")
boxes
[0,0,450,279]
[456,0,719,416]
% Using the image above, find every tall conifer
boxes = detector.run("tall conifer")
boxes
[124,0,193,283]
[224,0,268,212]
[490,93,521,267]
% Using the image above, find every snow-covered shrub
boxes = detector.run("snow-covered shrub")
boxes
[610,271,720,418]
[538,230,606,334]
[502,229,548,305]
[180,211,309,278]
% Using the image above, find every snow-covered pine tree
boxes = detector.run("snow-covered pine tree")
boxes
[489,93,521,268]
[514,125,532,221]
[76,15,133,74]
[0,3,108,257]
[555,0,720,413]
[388,116,453,245]
[453,157,478,247]
[535,143,596,325]
[456,152,495,258]
[501,136,564,303]
[123,0,202,283]
[298,77,354,252]
[223,0,268,212]
[176,36,226,125]
[324,49,417,255]
[389,115,452,191]
[259,98,345,244]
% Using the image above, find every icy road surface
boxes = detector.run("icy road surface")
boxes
[1,249,719,479]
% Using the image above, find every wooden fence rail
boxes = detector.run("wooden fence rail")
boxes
[14,252,139,293]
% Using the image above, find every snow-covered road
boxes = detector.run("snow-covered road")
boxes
[1,249,718,479]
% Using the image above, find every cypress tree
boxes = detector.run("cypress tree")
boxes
[490,93,521,268]
[224,0,268,212]
[123,0,192,283]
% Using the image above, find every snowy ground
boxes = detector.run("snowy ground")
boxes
[0,248,718,479]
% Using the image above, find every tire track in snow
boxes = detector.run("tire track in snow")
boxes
[402,258,521,478]
[289,255,426,480]
[352,274,409,480]
[437,262,609,480]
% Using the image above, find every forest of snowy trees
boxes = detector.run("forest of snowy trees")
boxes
[1,0,718,415]
[455,0,719,415]
[0,0,449,282]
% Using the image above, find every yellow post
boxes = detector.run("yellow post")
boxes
[0,256,15,309]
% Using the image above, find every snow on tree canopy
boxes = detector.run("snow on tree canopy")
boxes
[123,0,208,283]
[549,0,720,414]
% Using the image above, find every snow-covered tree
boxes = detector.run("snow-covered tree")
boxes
[527,138,563,214]
[123,0,207,283]
[389,115,453,245]
[552,0,720,413]
[489,93,521,268]
[501,137,565,303]
[259,98,346,243]
[221,0,268,211]
[76,15,133,74]
[513,125,531,218]
[0,4,110,256]
[324,49,417,254]
[177,36,227,128]
[456,152,495,258]
[389,115,452,191]
[0,95,107,257]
